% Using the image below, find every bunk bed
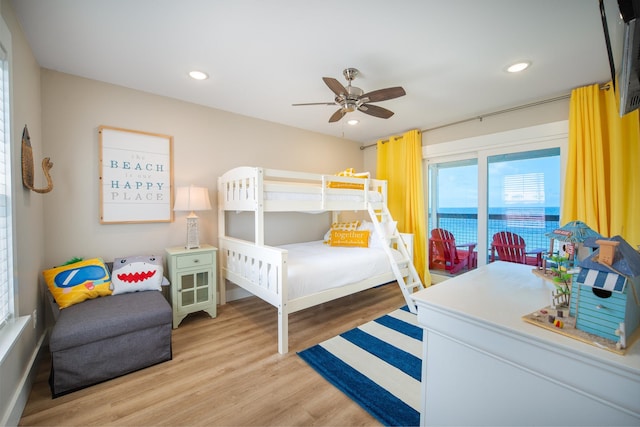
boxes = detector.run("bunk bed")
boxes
[217,166,423,353]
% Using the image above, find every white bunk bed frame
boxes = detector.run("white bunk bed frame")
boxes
[217,166,423,353]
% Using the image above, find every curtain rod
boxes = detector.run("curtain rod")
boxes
[359,83,610,150]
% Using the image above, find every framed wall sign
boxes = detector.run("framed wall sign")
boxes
[99,125,174,224]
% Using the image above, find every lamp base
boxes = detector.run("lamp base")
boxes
[185,216,200,249]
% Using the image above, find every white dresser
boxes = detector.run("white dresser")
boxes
[413,261,640,426]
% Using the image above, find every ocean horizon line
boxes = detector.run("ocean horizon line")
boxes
[437,206,560,214]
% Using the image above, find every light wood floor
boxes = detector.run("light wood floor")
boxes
[19,282,406,426]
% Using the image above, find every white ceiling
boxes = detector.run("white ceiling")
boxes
[11,0,611,143]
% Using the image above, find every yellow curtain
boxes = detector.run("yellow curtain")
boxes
[377,129,430,286]
[564,82,640,247]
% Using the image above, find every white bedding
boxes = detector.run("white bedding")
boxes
[263,180,383,203]
[279,240,401,300]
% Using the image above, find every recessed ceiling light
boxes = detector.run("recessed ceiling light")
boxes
[506,62,531,73]
[347,119,359,125]
[189,70,209,80]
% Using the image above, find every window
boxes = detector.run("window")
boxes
[0,18,13,328]
[426,122,567,271]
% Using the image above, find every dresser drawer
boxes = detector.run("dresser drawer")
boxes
[176,252,214,269]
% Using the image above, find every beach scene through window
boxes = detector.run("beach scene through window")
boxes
[428,148,561,265]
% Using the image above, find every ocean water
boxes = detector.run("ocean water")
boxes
[429,206,560,257]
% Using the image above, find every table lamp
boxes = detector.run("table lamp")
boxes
[173,185,211,249]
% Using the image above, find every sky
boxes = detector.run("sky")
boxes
[433,153,561,209]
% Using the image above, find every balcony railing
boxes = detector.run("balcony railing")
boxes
[429,210,560,264]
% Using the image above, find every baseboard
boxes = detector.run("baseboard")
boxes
[1,331,46,427]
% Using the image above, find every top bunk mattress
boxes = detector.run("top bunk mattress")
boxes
[279,240,402,300]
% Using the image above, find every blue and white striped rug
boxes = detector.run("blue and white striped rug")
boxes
[298,306,422,427]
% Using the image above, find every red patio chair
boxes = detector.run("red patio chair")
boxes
[429,228,477,274]
[490,231,543,267]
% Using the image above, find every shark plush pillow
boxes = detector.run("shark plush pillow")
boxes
[110,255,166,295]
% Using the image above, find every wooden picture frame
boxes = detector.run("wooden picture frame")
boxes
[99,125,174,224]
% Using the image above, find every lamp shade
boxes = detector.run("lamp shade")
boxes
[173,186,211,212]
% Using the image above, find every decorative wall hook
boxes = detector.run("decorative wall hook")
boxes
[21,125,54,193]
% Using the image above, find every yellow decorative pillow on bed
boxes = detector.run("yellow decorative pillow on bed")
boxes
[324,220,361,244]
[327,168,368,189]
[43,258,112,309]
[329,229,370,248]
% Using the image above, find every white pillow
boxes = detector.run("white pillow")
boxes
[110,255,166,295]
[361,220,398,247]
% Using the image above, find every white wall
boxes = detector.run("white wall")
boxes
[40,70,364,266]
[38,70,369,303]
[363,97,570,174]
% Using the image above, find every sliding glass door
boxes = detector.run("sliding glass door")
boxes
[426,124,566,274]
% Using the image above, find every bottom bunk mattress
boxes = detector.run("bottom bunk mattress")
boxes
[278,240,402,300]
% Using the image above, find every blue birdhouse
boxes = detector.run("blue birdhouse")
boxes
[569,236,640,349]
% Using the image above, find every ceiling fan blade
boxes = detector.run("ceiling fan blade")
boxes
[323,77,347,96]
[292,102,336,106]
[328,109,346,123]
[362,86,406,103]
[359,103,394,119]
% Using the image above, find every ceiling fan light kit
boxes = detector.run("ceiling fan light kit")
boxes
[294,68,406,123]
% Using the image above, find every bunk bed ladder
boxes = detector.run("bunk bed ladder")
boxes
[367,204,423,314]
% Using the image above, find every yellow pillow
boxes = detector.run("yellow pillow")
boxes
[327,168,367,189]
[324,220,361,244]
[329,229,370,248]
[338,168,357,176]
[43,258,112,309]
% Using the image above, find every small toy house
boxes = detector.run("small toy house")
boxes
[544,220,601,270]
[569,236,640,349]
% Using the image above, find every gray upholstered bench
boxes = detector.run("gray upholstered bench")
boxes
[47,287,172,397]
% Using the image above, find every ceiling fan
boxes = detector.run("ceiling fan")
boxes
[293,68,406,123]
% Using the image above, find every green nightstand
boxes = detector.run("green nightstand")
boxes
[165,244,217,328]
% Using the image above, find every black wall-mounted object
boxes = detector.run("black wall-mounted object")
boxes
[601,0,640,116]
